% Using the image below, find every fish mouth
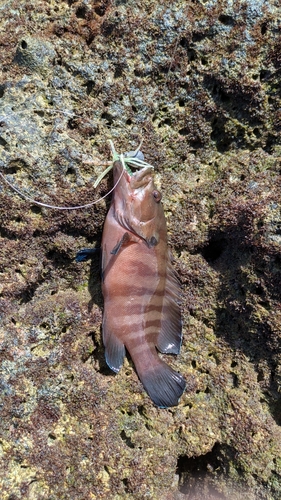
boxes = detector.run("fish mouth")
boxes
[113,160,153,189]
[129,166,154,189]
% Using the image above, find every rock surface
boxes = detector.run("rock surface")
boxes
[0,0,281,499]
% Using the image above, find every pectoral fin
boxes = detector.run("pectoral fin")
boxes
[75,247,99,262]
[110,232,131,255]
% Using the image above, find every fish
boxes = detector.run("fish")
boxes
[100,150,186,407]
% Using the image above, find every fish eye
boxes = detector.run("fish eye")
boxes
[152,190,162,202]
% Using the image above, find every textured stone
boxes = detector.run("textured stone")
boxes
[0,0,281,499]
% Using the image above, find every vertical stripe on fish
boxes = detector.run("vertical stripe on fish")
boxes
[101,153,186,408]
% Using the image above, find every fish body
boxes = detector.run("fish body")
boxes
[101,159,186,407]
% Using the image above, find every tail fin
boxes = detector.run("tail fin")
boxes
[138,360,186,408]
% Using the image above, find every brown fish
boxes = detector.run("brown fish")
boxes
[101,155,186,407]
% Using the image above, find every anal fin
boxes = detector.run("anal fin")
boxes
[157,261,182,354]
[156,302,182,354]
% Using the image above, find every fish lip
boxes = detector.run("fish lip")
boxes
[113,160,130,182]
[131,166,153,179]
[123,168,131,182]
[130,166,153,188]
[113,160,153,188]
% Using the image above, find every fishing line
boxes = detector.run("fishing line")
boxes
[0,19,167,211]
[0,140,154,209]
[0,166,125,210]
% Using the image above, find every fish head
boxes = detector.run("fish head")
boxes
[112,160,166,247]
